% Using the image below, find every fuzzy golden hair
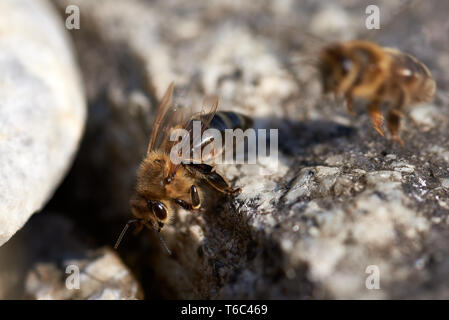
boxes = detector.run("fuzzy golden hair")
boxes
[319,40,436,145]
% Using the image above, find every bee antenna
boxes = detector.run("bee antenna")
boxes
[114,219,141,249]
[148,223,172,255]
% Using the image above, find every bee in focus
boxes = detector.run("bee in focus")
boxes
[114,83,252,253]
[319,40,436,145]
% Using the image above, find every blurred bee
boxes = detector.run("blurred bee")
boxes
[114,83,252,254]
[319,40,436,145]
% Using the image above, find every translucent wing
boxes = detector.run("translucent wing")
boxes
[164,96,220,182]
[199,95,220,132]
[147,82,175,154]
[191,96,222,164]
[183,95,220,161]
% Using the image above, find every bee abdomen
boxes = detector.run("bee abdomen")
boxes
[205,111,253,132]
[388,50,436,103]
[188,112,253,158]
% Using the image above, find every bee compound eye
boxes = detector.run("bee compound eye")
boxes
[152,201,168,220]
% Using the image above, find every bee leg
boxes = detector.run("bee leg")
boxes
[184,163,240,195]
[345,93,355,116]
[368,100,384,137]
[387,109,404,146]
[173,186,201,210]
[387,89,406,146]
[204,170,241,195]
[190,185,201,209]
[175,199,193,210]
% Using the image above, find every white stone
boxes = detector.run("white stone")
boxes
[310,5,356,39]
[409,104,439,129]
[441,178,449,189]
[0,0,86,246]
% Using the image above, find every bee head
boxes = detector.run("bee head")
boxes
[319,45,353,94]
[116,196,171,254]
[129,193,169,229]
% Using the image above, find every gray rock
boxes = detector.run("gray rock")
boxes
[25,247,143,300]
[49,0,449,299]
[0,0,86,246]
[0,213,143,299]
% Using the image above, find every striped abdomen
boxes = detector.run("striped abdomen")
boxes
[385,48,436,104]
[189,111,253,162]
[206,111,253,133]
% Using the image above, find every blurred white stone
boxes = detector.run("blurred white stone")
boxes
[25,248,143,300]
[441,178,449,189]
[0,0,86,246]
[410,104,440,130]
[310,5,356,40]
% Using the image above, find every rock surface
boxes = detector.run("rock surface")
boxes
[0,0,86,246]
[22,0,449,299]
[0,213,142,299]
[25,247,143,300]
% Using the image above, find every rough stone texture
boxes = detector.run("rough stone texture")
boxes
[0,213,143,299]
[43,0,449,299]
[25,247,143,300]
[0,0,86,246]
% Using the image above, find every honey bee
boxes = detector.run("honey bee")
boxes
[319,40,436,145]
[114,83,252,253]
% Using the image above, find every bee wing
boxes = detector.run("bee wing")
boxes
[193,94,220,135]
[200,95,220,127]
[194,96,221,163]
[164,95,220,180]
[146,82,175,155]
[146,82,193,156]
[171,95,219,154]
